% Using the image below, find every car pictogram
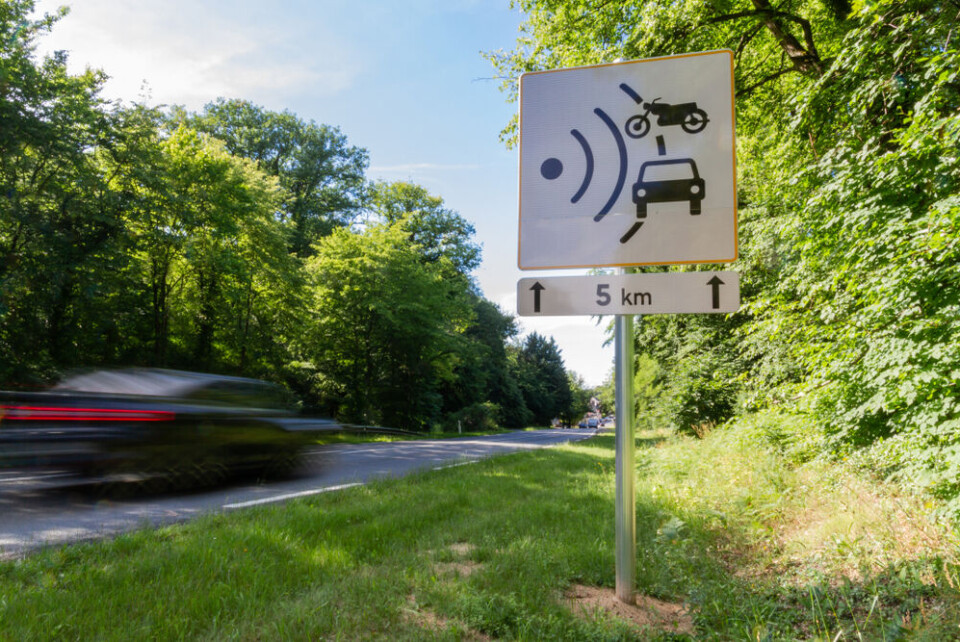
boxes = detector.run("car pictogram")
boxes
[632,158,705,218]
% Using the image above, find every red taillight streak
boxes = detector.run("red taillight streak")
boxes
[0,405,175,422]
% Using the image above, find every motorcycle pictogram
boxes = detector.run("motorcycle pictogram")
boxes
[624,97,709,139]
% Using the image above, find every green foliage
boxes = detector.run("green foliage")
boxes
[1,0,114,381]
[595,366,615,418]
[632,353,662,429]
[596,352,664,430]
[662,350,739,438]
[442,401,500,433]
[754,1,960,508]
[188,98,369,258]
[451,296,532,428]
[634,308,743,436]
[302,221,473,429]
[368,181,482,278]
[152,126,293,373]
[511,332,573,426]
[495,0,960,508]
[561,371,593,426]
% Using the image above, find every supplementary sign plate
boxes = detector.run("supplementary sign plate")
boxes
[517,271,740,316]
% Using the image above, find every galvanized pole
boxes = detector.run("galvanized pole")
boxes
[614,270,636,605]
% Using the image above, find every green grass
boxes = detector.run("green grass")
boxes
[1,414,958,640]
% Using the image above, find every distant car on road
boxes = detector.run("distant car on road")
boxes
[0,369,324,488]
[587,417,599,429]
[632,158,705,218]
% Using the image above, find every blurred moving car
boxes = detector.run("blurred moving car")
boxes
[0,369,327,487]
[587,417,600,429]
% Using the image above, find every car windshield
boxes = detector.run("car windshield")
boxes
[52,369,293,409]
[641,161,694,182]
[53,369,205,397]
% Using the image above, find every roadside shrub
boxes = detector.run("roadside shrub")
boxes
[663,351,739,438]
[733,410,825,464]
[443,402,500,433]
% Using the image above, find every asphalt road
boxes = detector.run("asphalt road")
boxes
[0,428,599,558]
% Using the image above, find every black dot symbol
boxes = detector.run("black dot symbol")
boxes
[540,157,563,180]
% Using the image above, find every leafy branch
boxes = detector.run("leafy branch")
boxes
[703,0,825,76]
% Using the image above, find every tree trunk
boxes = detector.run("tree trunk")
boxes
[151,259,169,365]
[751,0,825,76]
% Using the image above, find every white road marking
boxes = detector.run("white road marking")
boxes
[222,482,363,510]
[432,460,478,471]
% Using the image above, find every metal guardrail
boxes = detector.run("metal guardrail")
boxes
[336,423,420,437]
[280,417,420,437]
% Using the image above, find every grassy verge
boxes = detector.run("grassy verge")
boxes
[1,414,958,640]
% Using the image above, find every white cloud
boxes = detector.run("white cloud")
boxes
[32,0,362,110]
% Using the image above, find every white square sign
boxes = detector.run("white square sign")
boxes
[518,50,737,269]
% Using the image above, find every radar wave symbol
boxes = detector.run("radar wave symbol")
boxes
[540,107,628,222]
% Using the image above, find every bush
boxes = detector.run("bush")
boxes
[663,352,739,438]
[442,402,501,433]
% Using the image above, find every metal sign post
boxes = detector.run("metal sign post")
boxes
[614,270,636,604]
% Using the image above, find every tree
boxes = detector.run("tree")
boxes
[596,368,615,421]
[302,221,473,429]
[0,1,120,382]
[751,2,960,505]
[0,6,303,385]
[562,371,593,427]
[189,98,369,257]
[114,124,289,375]
[368,181,482,279]
[364,180,517,428]
[596,352,663,430]
[512,332,572,426]
[445,295,531,428]
[486,0,849,145]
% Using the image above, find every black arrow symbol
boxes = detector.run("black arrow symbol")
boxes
[530,281,545,313]
[707,275,724,309]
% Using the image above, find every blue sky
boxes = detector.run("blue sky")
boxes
[31,0,615,387]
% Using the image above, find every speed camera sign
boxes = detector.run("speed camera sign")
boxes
[518,50,737,270]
